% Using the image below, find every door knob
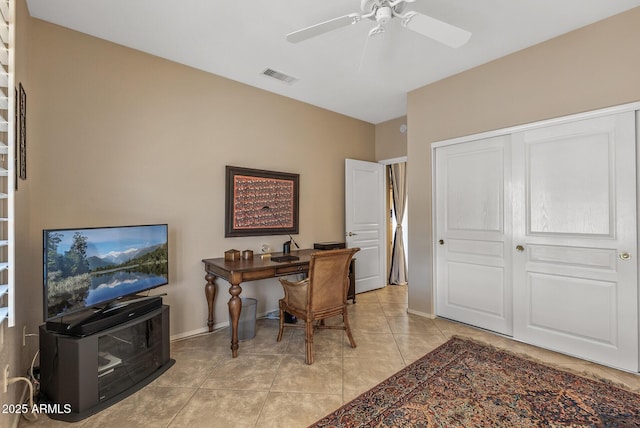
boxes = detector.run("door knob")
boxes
[516,245,525,252]
[438,239,444,245]
[619,252,631,261]
[347,232,358,237]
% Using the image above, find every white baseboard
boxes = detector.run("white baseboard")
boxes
[170,310,277,342]
[170,327,213,341]
[407,308,435,319]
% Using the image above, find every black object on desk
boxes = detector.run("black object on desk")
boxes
[313,242,346,250]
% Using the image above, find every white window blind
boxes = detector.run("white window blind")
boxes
[0,0,14,327]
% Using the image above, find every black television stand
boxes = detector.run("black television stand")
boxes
[40,305,174,421]
[46,295,164,336]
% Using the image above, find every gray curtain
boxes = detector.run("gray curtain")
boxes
[389,162,407,285]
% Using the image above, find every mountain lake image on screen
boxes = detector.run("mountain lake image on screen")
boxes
[43,224,169,321]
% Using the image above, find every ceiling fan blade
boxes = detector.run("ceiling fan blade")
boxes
[286,13,361,43]
[401,12,471,48]
[388,0,415,6]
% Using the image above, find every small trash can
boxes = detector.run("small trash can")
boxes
[231,298,257,341]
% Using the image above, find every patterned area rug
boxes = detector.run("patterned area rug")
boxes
[311,337,640,427]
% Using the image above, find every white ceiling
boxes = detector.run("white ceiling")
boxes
[25,0,640,124]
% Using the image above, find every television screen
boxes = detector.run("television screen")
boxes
[43,224,168,321]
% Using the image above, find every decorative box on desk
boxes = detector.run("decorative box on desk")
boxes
[224,249,241,261]
[313,242,356,303]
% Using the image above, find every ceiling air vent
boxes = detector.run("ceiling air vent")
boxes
[262,68,298,85]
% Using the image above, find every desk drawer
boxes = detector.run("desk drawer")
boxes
[275,265,308,276]
[242,269,277,281]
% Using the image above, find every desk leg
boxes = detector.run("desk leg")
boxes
[228,282,243,358]
[205,273,217,332]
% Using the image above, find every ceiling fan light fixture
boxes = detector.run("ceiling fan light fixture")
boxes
[368,25,386,37]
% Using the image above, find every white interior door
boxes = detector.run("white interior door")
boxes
[345,159,386,294]
[512,112,638,372]
[435,136,513,335]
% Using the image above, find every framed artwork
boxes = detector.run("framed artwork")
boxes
[225,166,299,237]
[13,86,17,190]
[18,82,26,180]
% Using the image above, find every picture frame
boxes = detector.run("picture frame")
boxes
[18,83,26,180]
[13,86,18,190]
[225,166,299,238]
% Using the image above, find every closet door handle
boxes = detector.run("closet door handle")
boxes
[619,252,631,261]
[515,245,525,252]
[438,239,444,245]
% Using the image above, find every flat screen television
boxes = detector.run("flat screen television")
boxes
[43,224,168,322]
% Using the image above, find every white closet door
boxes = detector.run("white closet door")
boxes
[435,135,513,335]
[512,112,638,372]
[345,159,386,294]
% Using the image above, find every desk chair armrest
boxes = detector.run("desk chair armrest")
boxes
[279,278,309,308]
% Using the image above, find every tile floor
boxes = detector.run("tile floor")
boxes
[21,284,640,427]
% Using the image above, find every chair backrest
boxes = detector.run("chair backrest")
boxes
[307,248,360,312]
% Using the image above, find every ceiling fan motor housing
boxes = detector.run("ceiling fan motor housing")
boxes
[362,0,406,24]
[376,6,392,24]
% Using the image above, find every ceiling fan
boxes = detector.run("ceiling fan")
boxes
[286,0,471,48]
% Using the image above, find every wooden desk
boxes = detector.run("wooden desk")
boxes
[202,249,314,358]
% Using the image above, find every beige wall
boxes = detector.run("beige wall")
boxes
[18,17,374,352]
[375,116,407,161]
[406,7,640,315]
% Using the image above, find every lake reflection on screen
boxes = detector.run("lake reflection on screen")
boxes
[86,270,168,306]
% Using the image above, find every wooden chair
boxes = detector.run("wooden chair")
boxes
[277,247,360,364]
